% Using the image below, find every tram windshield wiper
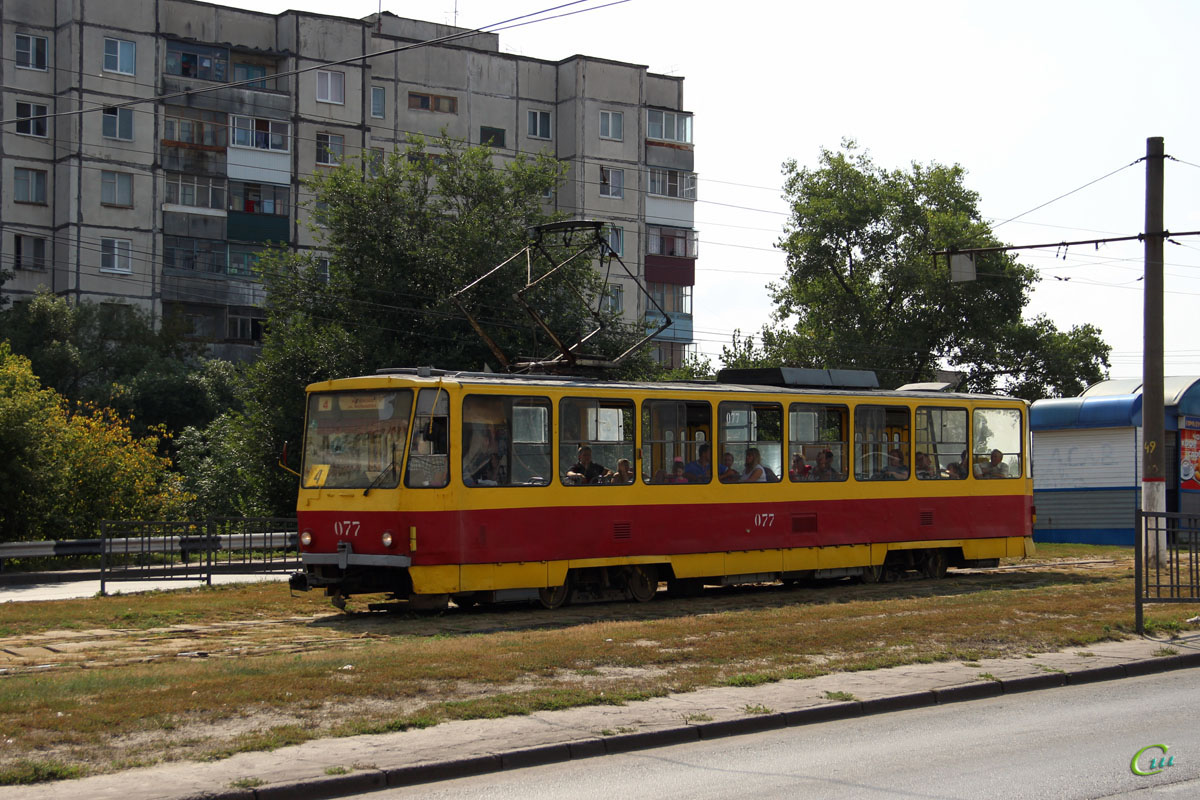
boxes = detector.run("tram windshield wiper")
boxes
[363,444,398,496]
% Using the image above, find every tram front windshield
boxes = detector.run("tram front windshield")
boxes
[302,390,413,489]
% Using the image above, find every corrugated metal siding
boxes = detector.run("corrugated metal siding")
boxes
[1032,428,1138,490]
[1033,489,1136,530]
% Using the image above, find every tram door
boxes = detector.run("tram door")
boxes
[641,399,711,483]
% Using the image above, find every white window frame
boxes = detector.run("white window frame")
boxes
[100,238,132,273]
[165,173,226,210]
[527,109,551,140]
[371,86,386,118]
[316,70,345,105]
[15,34,48,71]
[604,225,624,256]
[599,110,623,141]
[101,170,133,207]
[15,102,48,138]
[14,167,47,204]
[229,115,290,152]
[315,132,344,165]
[647,109,693,144]
[102,107,134,141]
[648,168,697,200]
[599,166,624,199]
[602,284,624,315]
[103,37,136,76]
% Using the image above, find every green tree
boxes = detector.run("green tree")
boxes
[0,342,189,541]
[183,136,645,515]
[753,141,1109,400]
[0,292,232,440]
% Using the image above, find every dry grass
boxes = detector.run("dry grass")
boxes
[0,544,1196,783]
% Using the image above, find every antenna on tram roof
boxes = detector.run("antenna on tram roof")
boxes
[449,220,670,374]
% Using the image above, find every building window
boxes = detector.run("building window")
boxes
[15,34,48,70]
[408,92,456,113]
[101,171,133,207]
[601,284,624,315]
[164,41,228,81]
[367,148,385,177]
[15,102,48,137]
[101,238,132,273]
[480,126,506,148]
[164,110,227,147]
[102,107,134,140]
[165,173,225,210]
[599,110,623,141]
[233,62,269,89]
[648,281,692,315]
[648,168,697,200]
[230,116,289,151]
[226,314,263,342]
[646,225,698,258]
[104,37,136,75]
[316,133,344,165]
[647,109,692,144]
[14,168,47,204]
[527,109,551,140]
[228,181,289,215]
[316,70,345,104]
[371,86,386,118]
[599,166,624,198]
[164,236,227,274]
[227,246,263,277]
[13,235,47,271]
[604,225,624,256]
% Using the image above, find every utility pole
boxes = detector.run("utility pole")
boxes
[1143,136,1166,565]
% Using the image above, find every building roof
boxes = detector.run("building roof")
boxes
[1031,376,1200,430]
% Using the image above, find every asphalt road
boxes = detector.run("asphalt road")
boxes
[368,669,1200,800]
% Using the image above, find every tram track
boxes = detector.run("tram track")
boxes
[0,558,1125,677]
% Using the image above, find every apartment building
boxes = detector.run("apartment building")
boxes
[1,0,696,366]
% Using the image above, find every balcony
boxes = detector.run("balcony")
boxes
[645,309,693,343]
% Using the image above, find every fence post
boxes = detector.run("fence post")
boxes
[205,517,214,587]
[1134,509,1144,634]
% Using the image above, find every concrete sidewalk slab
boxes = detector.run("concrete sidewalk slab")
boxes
[7,635,1199,800]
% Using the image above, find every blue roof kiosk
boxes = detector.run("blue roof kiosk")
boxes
[1029,377,1200,544]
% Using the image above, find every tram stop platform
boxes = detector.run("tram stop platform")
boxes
[10,634,1200,800]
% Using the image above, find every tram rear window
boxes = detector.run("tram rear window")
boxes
[302,390,412,489]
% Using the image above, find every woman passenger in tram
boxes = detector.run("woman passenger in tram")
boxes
[740,448,767,482]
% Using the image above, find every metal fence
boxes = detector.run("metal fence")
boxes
[99,517,298,594]
[1135,511,1200,633]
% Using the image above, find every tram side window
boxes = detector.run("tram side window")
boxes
[973,407,1023,479]
[560,397,636,485]
[405,388,450,488]
[787,403,847,481]
[641,399,711,484]
[914,406,968,480]
[854,405,911,480]
[719,401,783,483]
[461,394,551,487]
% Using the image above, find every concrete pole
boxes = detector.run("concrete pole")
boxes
[1143,136,1166,566]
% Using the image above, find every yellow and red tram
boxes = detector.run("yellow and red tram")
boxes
[290,368,1034,608]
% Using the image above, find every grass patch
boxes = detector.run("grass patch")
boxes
[823,690,857,702]
[230,777,266,789]
[1154,646,1179,657]
[683,713,713,723]
[0,544,1195,782]
[742,704,773,715]
[0,760,84,785]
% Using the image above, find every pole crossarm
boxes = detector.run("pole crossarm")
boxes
[930,229,1200,259]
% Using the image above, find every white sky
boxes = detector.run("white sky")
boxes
[224,0,1200,380]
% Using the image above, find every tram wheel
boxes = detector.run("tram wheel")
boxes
[625,565,658,602]
[538,583,570,609]
[921,549,948,580]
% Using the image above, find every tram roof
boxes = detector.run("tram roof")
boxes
[307,367,1025,403]
[1030,376,1200,431]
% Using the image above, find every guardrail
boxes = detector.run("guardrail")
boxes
[0,517,299,595]
[1135,510,1200,633]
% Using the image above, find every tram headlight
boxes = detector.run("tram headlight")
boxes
[300,530,313,546]
[381,531,394,548]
